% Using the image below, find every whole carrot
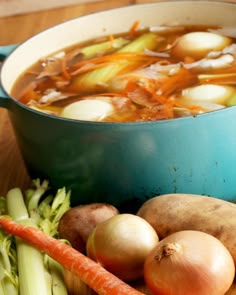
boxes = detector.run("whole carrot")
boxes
[0,217,145,295]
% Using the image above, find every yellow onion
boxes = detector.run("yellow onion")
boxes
[86,213,159,281]
[144,230,235,295]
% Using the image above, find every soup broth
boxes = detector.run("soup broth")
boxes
[12,23,236,122]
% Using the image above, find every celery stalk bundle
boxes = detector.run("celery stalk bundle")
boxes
[0,199,18,295]
[0,180,71,295]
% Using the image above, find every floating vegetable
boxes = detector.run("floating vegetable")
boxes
[181,84,236,105]
[144,230,235,295]
[71,32,162,93]
[13,24,236,122]
[172,31,232,60]
[61,98,114,121]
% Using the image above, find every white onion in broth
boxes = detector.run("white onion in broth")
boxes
[61,97,114,121]
[172,32,232,60]
[181,84,236,105]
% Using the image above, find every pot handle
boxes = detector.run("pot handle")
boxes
[0,85,10,108]
[0,44,18,108]
[0,44,18,61]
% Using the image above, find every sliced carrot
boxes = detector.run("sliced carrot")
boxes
[108,34,115,49]
[155,67,198,98]
[70,61,112,76]
[18,81,38,103]
[61,56,71,80]
[71,51,163,72]
[128,20,141,38]
[0,217,145,295]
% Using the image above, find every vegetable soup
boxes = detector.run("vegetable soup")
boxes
[12,23,236,122]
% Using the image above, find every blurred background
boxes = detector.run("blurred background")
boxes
[0,0,235,45]
[0,0,137,44]
[0,0,109,17]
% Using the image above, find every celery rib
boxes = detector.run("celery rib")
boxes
[0,237,18,295]
[3,182,70,295]
[48,257,68,295]
[26,181,70,295]
[6,188,51,295]
[0,197,18,295]
[71,32,160,93]
[80,37,130,60]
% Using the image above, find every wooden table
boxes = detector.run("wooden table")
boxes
[0,0,235,197]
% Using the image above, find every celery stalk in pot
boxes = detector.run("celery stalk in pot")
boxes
[71,33,161,93]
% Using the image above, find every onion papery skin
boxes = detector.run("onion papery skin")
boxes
[86,213,159,281]
[144,230,235,295]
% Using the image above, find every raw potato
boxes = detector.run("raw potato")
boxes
[137,194,236,264]
[58,203,119,252]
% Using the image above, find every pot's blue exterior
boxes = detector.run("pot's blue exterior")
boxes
[0,44,17,61]
[5,100,236,210]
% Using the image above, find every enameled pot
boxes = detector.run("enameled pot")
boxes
[1,1,236,209]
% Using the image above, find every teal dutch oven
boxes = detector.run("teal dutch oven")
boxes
[1,1,236,210]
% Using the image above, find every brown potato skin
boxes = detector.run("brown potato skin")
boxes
[58,203,119,253]
[137,194,236,264]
